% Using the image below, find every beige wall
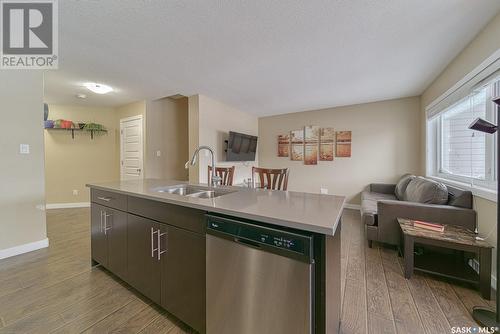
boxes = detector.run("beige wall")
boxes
[188,95,200,182]
[258,97,421,204]
[145,97,189,180]
[45,98,190,204]
[0,71,47,252]
[188,94,259,184]
[115,100,146,120]
[44,105,119,204]
[421,12,500,279]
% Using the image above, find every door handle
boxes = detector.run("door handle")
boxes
[151,227,159,258]
[97,196,112,202]
[103,212,112,235]
[157,230,167,261]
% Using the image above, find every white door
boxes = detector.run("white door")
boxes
[120,115,144,180]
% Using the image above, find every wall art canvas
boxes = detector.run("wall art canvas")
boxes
[290,128,304,143]
[304,126,319,165]
[304,125,319,142]
[290,128,304,161]
[291,144,304,161]
[305,144,318,165]
[277,134,290,157]
[319,127,334,161]
[319,143,334,161]
[336,131,352,157]
[320,127,335,142]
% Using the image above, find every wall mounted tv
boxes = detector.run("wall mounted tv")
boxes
[226,131,258,161]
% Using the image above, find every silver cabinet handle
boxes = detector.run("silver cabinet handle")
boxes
[151,227,159,258]
[100,210,104,232]
[97,196,112,202]
[157,230,167,261]
[103,212,112,235]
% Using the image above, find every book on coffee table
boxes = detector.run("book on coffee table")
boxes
[411,220,444,232]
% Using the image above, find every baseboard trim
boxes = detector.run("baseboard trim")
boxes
[344,203,361,211]
[45,202,90,209]
[0,238,49,260]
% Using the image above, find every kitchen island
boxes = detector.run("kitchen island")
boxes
[87,179,345,334]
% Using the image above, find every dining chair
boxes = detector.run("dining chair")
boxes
[252,167,289,191]
[208,166,235,186]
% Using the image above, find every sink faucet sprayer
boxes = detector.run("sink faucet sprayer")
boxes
[185,146,222,187]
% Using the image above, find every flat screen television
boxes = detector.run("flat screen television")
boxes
[226,131,258,161]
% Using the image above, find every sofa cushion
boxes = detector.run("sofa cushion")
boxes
[447,185,473,209]
[361,191,397,202]
[361,191,397,226]
[404,177,448,205]
[394,174,415,200]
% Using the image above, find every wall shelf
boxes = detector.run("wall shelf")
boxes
[45,128,107,139]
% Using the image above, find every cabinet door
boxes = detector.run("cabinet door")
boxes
[161,225,206,333]
[91,204,107,266]
[105,208,128,280]
[127,214,161,304]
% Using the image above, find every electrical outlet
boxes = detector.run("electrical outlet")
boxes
[320,188,328,194]
[73,190,79,196]
[19,144,30,154]
[156,150,161,157]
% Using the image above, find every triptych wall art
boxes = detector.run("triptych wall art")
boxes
[277,126,351,165]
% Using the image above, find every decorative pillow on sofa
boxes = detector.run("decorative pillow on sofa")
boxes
[404,177,448,204]
[394,174,415,200]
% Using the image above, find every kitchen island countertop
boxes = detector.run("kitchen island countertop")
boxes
[87,179,345,235]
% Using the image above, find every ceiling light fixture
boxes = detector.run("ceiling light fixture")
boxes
[84,82,113,94]
[76,93,87,99]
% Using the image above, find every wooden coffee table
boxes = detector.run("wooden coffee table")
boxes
[398,218,493,300]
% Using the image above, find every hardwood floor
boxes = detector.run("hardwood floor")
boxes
[0,208,192,334]
[0,208,493,333]
[340,209,494,334]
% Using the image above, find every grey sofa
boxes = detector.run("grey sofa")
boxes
[362,175,476,247]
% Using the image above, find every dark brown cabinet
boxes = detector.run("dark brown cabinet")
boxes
[91,204,108,266]
[91,204,128,280]
[126,214,162,304]
[126,214,206,333]
[161,225,205,333]
[91,193,206,333]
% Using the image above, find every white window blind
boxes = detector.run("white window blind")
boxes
[426,67,499,199]
[440,87,488,180]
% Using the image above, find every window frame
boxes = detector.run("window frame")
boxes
[426,81,498,201]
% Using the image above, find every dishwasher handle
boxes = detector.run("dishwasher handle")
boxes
[234,237,261,249]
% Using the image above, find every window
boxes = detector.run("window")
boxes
[440,87,491,180]
[427,76,499,198]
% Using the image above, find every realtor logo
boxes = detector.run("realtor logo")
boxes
[1,0,58,69]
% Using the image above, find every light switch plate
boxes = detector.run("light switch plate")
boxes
[320,188,328,194]
[20,144,30,154]
[156,150,161,157]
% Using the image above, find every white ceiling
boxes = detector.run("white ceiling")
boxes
[44,0,500,116]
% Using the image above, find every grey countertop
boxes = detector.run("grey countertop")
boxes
[86,179,346,236]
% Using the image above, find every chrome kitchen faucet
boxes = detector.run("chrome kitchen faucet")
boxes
[185,146,222,187]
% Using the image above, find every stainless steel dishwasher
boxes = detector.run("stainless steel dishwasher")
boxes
[206,214,315,334]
